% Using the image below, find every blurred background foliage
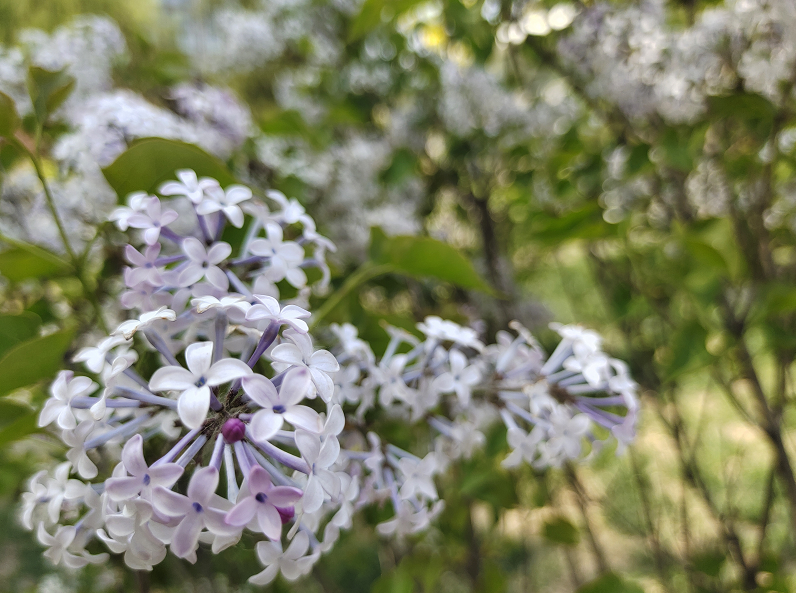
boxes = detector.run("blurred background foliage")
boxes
[1,0,796,591]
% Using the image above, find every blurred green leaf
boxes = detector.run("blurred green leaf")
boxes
[372,565,413,593]
[101,138,236,201]
[577,572,644,593]
[0,400,40,446]
[528,203,611,245]
[27,66,76,123]
[0,327,75,397]
[369,227,494,294]
[349,0,426,41]
[0,238,72,282]
[542,516,580,546]
[692,549,726,578]
[0,312,41,358]
[664,320,712,380]
[0,90,19,137]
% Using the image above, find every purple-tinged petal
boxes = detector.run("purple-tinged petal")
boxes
[266,486,303,506]
[283,406,322,433]
[278,367,312,406]
[148,463,184,488]
[105,476,143,501]
[256,504,282,540]
[121,434,148,476]
[152,487,191,517]
[206,358,252,386]
[188,466,219,506]
[241,375,278,407]
[150,366,195,391]
[170,513,203,558]
[185,342,214,376]
[225,496,257,527]
[181,237,207,262]
[250,411,283,442]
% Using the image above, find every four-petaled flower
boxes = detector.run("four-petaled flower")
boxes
[149,342,252,429]
[225,466,302,539]
[243,368,321,441]
[105,434,183,501]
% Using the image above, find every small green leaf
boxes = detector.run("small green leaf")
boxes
[577,572,644,593]
[0,312,41,359]
[542,516,580,545]
[0,238,72,282]
[0,90,20,138]
[27,66,76,122]
[0,328,75,397]
[368,227,494,294]
[101,138,236,201]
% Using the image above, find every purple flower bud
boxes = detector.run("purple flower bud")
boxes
[222,418,246,443]
[276,506,295,524]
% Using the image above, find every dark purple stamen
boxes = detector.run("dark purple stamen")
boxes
[273,405,285,414]
[192,502,203,513]
[143,474,151,486]
[255,492,267,503]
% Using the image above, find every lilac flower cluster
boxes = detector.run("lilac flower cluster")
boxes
[21,171,637,584]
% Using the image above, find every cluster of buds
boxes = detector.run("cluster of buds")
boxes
[21,170,638,585]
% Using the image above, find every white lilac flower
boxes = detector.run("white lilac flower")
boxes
[39,371,98,430]
[113,307,177,340]
[197,184,252,228]
[245,295,311,333]
[159,169,220,204]
[149,342,252,429]
[249,222,306,287]
[243,368,321,441]
[249,531,317,585]
[296,430,341,513]
[271,330,339,402]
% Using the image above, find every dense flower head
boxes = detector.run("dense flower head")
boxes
[22,170,638,583]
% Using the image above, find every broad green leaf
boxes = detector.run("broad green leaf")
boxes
[368,227,494,294]
[577,572,644,593]
[101,138,236,201]
[542,516,580,545]
[0,328,75,397]
[27,66,76,123]
[0,238,72,282]
[0,90,20,138]
[0,312,41,359]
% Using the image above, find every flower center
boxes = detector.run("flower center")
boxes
[222,418,247,444]
[195,376,207,387]
[192,502,203,513]
[273,405,286,414]
[255,492,267,503]
[143,474,151,486]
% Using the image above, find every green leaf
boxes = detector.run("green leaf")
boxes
[0,238,72,282]
[372,566,414,593]
[577,572,644,593]
[0,403,40,446]
[528,203,611,245]
[101,138,236,201]
[349,0,427,41]
[27,66,76,123]
[0,90,20,138]
[0,312,41,359]
[368,227,494,294]
[0,328,75,397]
[542,516,580,545]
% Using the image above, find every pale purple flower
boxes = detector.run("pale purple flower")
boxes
[113,307,176,340]
[149,342,252,429]
[110,192,150,231]
[178,238,231,289]
[125,244,165,286]
[225,466,302,539]
[127,197,179,245]
[151,467,234,558]
[243,368,321,442]
[37,524,108,568]
[105,434,183,501]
